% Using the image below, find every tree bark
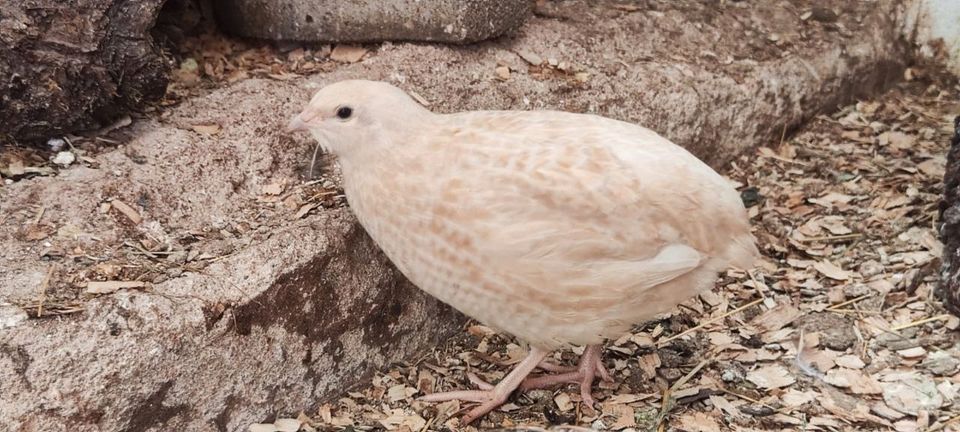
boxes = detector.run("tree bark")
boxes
[939,116,960,316]
[0,0,171,145]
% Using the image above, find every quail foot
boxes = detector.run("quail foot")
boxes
[288,80,759,425]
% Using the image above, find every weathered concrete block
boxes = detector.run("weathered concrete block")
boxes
[0,79,465,432]
[211,0,531,43]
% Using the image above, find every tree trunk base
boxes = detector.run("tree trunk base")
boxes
[938,116,960,316]
[0,0,174,145]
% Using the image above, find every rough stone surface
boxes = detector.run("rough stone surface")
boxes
[0,1,916,431]
[212,0,532,43]
[0,0,170,145]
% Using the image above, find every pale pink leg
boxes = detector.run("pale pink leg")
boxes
[537,360,576,373]
[420,347,551,425]
[519,345,611,407]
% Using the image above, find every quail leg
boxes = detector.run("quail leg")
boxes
[420,347,551,424]
[518,344,612,407]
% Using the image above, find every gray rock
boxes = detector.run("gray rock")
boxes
[212,0,531,44]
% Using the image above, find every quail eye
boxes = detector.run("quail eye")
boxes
[335,106,353,120]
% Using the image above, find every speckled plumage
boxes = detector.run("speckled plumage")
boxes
[289,79,759,423]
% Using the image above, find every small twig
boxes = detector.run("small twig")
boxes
[747,269,767,300]
[418,415,436,432]
[826,308,880,315]
[36,266,54,318]
[925,413,960,432]
[889,314,953,331]
[721,388,783,413]
[798,233,862,243]
[62,135,79,152]
[670,358,711,393]
[654,358,712,429]
[123,241,158,259]
[826,293,871,311]
[657,298,764,347]
[34,206,45,224]
[759,152,809,166]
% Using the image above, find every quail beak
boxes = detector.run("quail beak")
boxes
[287,114,311,133]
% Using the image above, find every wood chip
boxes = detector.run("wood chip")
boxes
[676,411,721,432]
[746,364,796,389]
[191,123,222,135]
[897,347,927,358]
[751,303,801,332]
[835,355,866,369]
[85,280,146,294]
[330,45,368,63]
[813,259,851,280]
[606,404,635,429]
[554,392,573,412]
[825,368,883,394]
[110,199,142,225]
[495,66,511,81]
[261,183,284,195]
